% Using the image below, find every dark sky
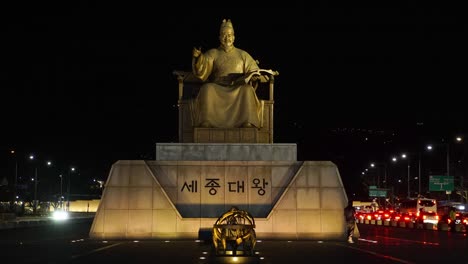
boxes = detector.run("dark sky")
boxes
[1,3,467,198]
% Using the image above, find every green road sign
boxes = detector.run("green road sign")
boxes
[369,188,387,197]
[429,175,454,191]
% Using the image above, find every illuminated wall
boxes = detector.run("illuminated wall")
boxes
[90,148,348,240]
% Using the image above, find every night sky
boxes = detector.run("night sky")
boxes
[1,3,467,200]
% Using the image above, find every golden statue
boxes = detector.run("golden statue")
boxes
[191,19,264,129]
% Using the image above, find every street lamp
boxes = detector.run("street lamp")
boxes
[370,162,388,188]
[29,155,38,213]
[456,136,463,190]
[396,150,427,197]
[10,150,18,202]
[29,155,52,214]
[418,152,422,195]
[426,140,450,176]
[59,174,63,209]
[401,154,411,198]
[67,167,76,211]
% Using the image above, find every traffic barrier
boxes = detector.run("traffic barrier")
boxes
[424,223,437,230]
[454,224,466,232]
[354,217,466,234]
[438,223,449,231]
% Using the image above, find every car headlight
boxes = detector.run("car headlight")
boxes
[52,210,69,221]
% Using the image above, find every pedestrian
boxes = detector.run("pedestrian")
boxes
[449,207,457,232]
[417,208,424,226]
[344,200,357,243]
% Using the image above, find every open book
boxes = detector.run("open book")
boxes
[243,69,279,84]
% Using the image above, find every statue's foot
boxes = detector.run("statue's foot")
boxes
[241,122,253,128]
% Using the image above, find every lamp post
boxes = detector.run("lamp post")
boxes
[33,167,38,212]
[67,167,75,211]
[401,154,411,198]
[370,163,380,187]
[446,143,450,178]
[59,174,63,209]
[427,141,451,183]
[418,152,422,195]
[370,162,388,187]
[29,155,38,214]
[10,150,18,202]
[29,155,53,214]
[456,136,464,191]
[427,141,450,176]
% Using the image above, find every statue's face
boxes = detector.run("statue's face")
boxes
[219,28,235,49]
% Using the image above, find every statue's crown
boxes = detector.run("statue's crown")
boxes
[220,19,234,33]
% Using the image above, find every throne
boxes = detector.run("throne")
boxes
[173,70,278,143]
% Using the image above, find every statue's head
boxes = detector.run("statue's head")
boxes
[219,19,235,50]
[219,19,234,34]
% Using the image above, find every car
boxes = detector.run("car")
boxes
[437,206,463,226]
[461,212,468,227]
[417,211,439,225]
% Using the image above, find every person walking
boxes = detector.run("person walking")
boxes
[344,200,357,243]
[449,206,457,232]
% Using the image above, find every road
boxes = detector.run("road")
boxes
[1,221,467,264]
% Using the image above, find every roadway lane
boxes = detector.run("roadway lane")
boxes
[1,221,468,263]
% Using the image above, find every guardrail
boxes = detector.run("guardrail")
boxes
[357,218,466,233]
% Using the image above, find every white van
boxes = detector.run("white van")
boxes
[397,198,438,224]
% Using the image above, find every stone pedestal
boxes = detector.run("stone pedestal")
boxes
[90,143,348,240]
[155,143,297,161]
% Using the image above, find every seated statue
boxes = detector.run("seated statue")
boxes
[191,19,270,129]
